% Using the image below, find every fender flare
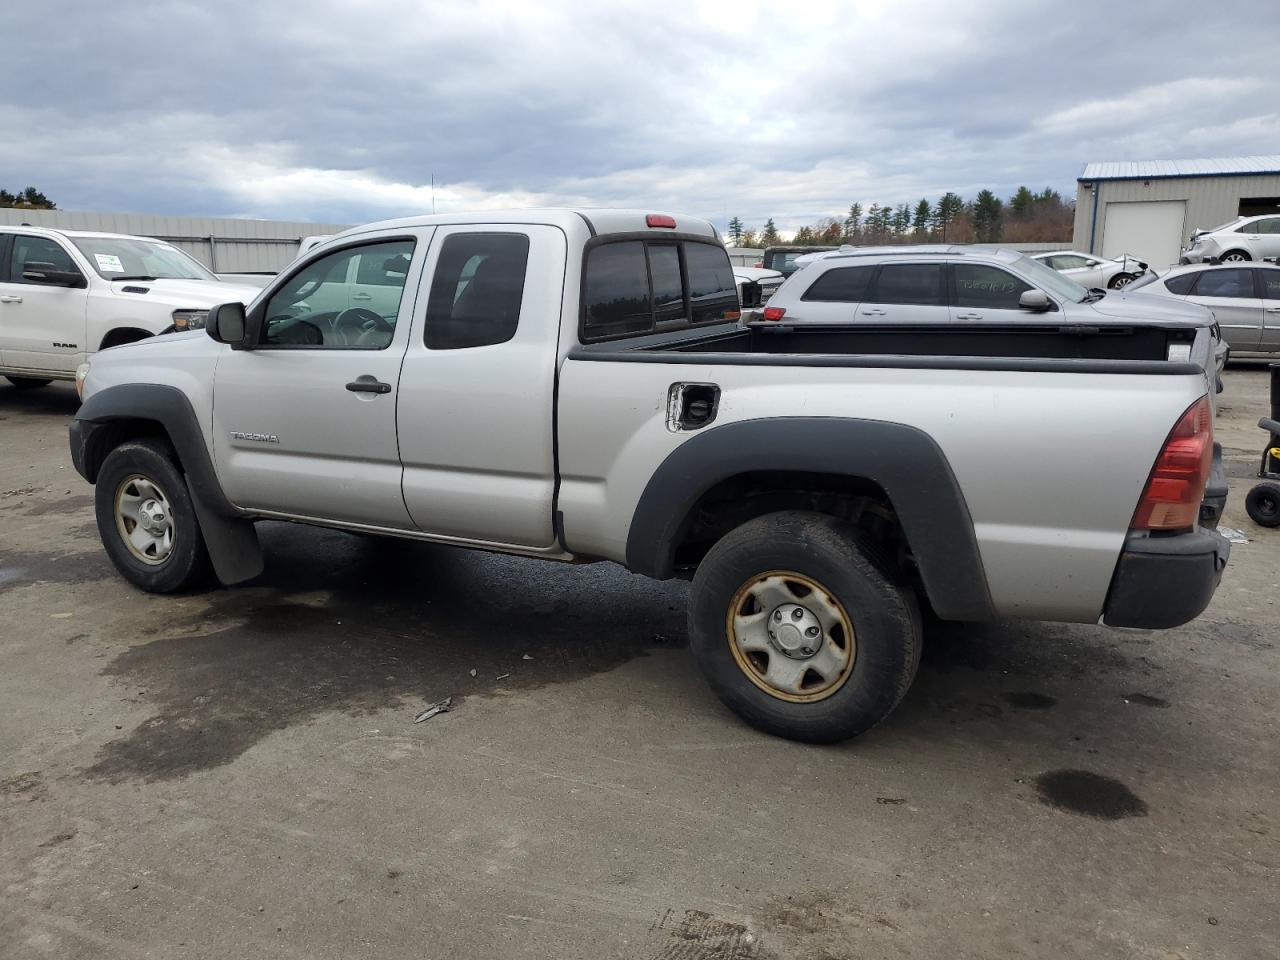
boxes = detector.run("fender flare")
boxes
[70,384,263,585]
[625,417,994,621]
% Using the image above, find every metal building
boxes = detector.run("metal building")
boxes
[1074,156,1280,269]
[0,207,351,273]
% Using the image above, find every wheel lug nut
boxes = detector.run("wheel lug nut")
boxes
[805,626,820,637]
[773,611,782,621]
[792,609,804,620]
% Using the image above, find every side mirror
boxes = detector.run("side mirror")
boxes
[22,261,86,287]
[1019,289,1051,312]
[206,302,249,347]
[1085,259,1100,267]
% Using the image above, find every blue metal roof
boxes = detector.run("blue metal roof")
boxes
[1078,156,1280,182]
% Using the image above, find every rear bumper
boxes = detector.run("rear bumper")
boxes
[1102,527,1229,629]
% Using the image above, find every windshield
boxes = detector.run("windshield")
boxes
[70,236,217,281]
[1011,253,1090,302]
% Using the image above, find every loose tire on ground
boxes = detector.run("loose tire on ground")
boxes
[94,439,212,592]
[4,376,53,388]
[1245,481,1280,528]
[687,510,922,744]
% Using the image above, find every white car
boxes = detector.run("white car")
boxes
[0,226,262,389]
[1030,250,1149,289]
[1181,214,1280,264]
[1126,262,1280,353]
[732,265,783,307]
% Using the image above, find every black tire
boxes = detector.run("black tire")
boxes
[94,439,212,592]
[1245,482,1280,528]
[1220,250,1251,263]
[1108,273,1136,289]
[688,511,921,744]
[5,376,53,388]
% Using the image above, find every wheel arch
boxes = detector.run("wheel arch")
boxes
[625,417,994,621]
[98,327,156,351]
[71,383,263,584]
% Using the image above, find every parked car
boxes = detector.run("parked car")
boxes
[69,209,1228,743]
[757,245,838,276]
[1181,214,1280,264]
[1126,262,1280,353]
[1030,250,1149,289]
[0,226,262,389]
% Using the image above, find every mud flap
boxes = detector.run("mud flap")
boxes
[187,480,264,584]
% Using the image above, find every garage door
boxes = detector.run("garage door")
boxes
[1101,200,1186,269]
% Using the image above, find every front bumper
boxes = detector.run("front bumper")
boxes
[69,418,93,482]
[1102,527,1229,629]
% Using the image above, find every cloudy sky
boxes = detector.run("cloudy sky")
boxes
[2,0,1278,233]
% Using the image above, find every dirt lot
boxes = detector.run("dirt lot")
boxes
[1,367,1277,960]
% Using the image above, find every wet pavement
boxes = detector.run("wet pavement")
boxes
[1,371,1277,959]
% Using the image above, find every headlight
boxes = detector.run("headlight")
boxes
[75,362,91,400]
[171,308,210,331]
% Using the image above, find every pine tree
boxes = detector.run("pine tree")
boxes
[794,225,815,244]
[11,187,55,209]
[892,203,911,238]
[1009,186,1035,220]
[972,189,1003,243]
[843,203,862,243]
[913,198,932,238]
[934,192,964,240]
[727,216,745,246]
[761,219,780,246]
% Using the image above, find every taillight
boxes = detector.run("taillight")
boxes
[753,261,763,268]
[1131,395,1213,531]
[762,306,786,321]
[646,214,677,229]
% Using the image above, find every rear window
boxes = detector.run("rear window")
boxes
[803,265,875,302]
[582,239,738,342]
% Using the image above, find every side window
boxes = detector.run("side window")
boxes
[1164,273,1198,295]
[1051,255,1088,270]
[424,233,529,350]
[869,263,945,306]
[1194,268,1254,299]
[262,239,413,349]
[684,242,739,324]
[1258,270,1280,300]
[9,235,79,284]
[1256,218,1280,236]
[803,265,875,302]
[953,263,1032,309]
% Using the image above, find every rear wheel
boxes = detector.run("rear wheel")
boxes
[4,376,52,389]
[95,439,211,592]
[1220,250,1251,263]
[1246,482,1280,528]
[688,511,921,743]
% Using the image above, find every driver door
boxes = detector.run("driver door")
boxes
[210,230,431,529]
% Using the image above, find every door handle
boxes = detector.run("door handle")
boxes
[350,292,373,301]
[862,308,886,316]
[954,312,983,320]
[0,295,22,303]
[1267,307,1280,313]
[345,375,392,395]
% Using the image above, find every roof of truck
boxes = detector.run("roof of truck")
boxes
[331,208,719,242]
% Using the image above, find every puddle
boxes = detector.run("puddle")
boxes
[1034,769,1148,819]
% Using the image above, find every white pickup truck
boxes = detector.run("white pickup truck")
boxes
[0,226,261,388]
[69,209,1229,743]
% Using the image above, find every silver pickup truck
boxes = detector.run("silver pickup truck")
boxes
[69,209,1230,743]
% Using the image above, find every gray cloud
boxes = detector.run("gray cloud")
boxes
[2,0,1278,234]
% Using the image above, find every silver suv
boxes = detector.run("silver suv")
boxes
[755,245,1214,331]
[1181,214,1280,264]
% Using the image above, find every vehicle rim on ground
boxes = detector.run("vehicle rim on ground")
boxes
[114,474,175,565]
[1222,252,1248,262]
[725,570,856,703]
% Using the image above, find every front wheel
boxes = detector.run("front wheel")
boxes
[1246,482,1280,528]
[95,439,212,592]
[5,376,53,388]
[687,511,921,743]
[1108,273,1136,289]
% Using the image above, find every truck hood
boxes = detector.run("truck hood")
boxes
[1085,290,1213,325]
[108,277,263,309]
[732,267,784,283]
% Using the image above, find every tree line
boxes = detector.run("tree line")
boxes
[0,186,56,209]
[727,186,1074,249]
